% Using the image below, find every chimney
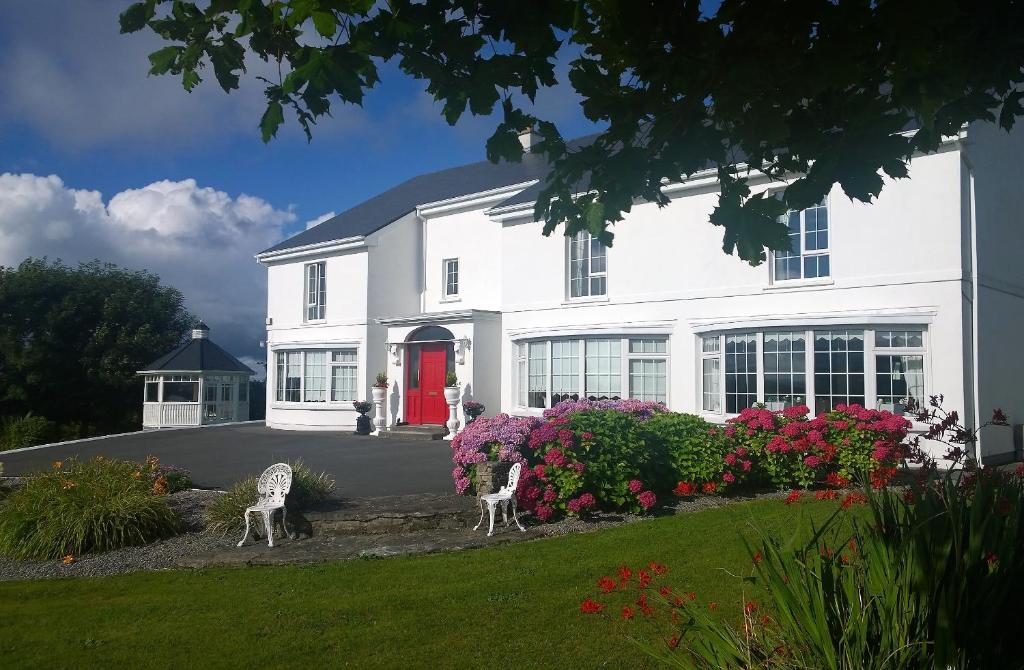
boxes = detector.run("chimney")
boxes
[518,126,540,152]
[192,321,210,340]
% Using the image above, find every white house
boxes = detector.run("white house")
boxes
[256,122,1024,464]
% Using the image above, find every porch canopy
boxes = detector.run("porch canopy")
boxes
[138,322,255,429]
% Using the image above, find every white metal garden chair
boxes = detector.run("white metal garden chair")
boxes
[237,463,294,548]
[474,461,527,537]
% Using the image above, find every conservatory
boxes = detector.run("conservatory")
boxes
[138,322,254,429]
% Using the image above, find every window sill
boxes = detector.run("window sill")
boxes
[562,295,610,306]
[511,407,547,417]
[763,278,834,291]
[440,296,461,304]
[270,403,357,411]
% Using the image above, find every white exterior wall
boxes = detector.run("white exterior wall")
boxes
[421,207,504,312]
[967,120,1024,462]
[263,244,371,430]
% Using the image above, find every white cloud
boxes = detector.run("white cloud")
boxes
[0,173,294,360]
[305,211,337,229]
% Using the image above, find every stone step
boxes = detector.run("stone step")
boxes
[379,424,447,440]
[302,493,482,535]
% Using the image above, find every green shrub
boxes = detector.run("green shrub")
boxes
[205,460,336,534]
[0,414,56,451]
[641,413,727,489]
[0,457,181,560]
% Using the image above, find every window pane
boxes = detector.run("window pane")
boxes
[813,330,865,413]
[551,340,580,404]
[763,331,806,407]
[629,359,666,403]
[516,343,527,406]
[702,357,721,412]
[528,342,548,408]
[569,231,607,298]
[445,259,459,296]
[285,352,302,402]
[145,381,160,402]
[629,338,667,354]
[584,339,621,400]
[163,381,198,402]
[776,201,829,281]
[303,351,327,402]
[725,334,758,413]
[876,354,925,408]
[331,364,357,402]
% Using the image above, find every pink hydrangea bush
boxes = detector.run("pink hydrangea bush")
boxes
[543,398,667,421]
[450,413,540,495]
[721,404,910,489]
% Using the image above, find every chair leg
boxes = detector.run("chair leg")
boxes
[487,500,497,537]
[237,510,252,547]
[473,497,486,531]
[262,510,274,547]
[282,506,293,539]
[511,496,526,532]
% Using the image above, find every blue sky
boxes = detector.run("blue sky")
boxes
[0,1,599,366]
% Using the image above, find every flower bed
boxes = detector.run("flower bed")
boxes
[451,400,910,523]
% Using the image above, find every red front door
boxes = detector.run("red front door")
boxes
[405,343,448,424]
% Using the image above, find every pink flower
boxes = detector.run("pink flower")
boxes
[724,453,737,466]
[804,455,822,468]
[637,491,657,510]
[741,460,752,472]
[723,472,736,483]
[533,464,547,479]
[571,462,586,474]
[628,479,644,493]
[543,448,566,468]
[455,477,471,494]
[735,447,747,457]
[535,505,554,522]
[543,487,557,503]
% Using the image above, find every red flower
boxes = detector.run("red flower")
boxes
[638,569,652,588]
[815,489,837,500]
[649,562,669,575]
[744,601,758,614]
[580,598,605,614]
[686,591,696,601]
[760,614,771,626]
[673,481,695,496]
[986,552,999,567]
[667,634,680,650]
[784,491,802,505]
[617,565,633,581]
[621,606,636,620]
[638,491,657,510]
[840,492,868,509]
[708,602,718,610]
[659,586,672,597]
[597,576,616,593]
[702,482,717,494]
[628,479,644,493]
[752,551,763,565]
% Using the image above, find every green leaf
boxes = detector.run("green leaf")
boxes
[260,100,284,143]
[147,46,182,76]
[312,11,337,39]
[119,0,156,33]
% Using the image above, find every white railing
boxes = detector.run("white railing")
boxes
[142,403,161,427]
[159,402,202,427]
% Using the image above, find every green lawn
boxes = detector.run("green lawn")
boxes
[0,499,842,669]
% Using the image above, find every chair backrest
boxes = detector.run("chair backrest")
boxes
[502,462,523,494]
[257,463,293,506]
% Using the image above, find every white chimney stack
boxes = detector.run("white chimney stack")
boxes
[192,321,210,339]
[518,126,540,152]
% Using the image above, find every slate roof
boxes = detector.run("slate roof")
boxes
[260,134,604,255]
[142,337,255,374]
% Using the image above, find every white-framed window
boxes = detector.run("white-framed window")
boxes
[275,348,358,404]
[514,336,668,408]
[700,336,722,413]
[163,375,200,402]
[568,230,607,298]
[144,379,160,402]
[443,258,459,299]
[773,199,829,282]
[305,261,326,321]
[699,326,926,416]
[874,330,925,409]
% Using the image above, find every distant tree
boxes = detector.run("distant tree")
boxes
[120,0,1024,263]
[0,259,195,436]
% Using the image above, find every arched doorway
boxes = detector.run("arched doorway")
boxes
[405,326,455,424]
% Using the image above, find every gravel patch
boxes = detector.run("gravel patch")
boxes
[0,490,236,582]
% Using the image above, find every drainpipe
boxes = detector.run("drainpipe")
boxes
[961,138,983,463]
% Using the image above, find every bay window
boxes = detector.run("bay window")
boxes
[275,348,358,404]
[515,336,668,408]
[699,326,926,416]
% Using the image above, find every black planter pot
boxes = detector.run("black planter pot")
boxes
[354,413,372,435]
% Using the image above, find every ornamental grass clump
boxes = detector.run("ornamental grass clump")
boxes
[205,460,335,534]
[0,457,181,560]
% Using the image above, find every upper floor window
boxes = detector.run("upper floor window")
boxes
[569,231,607,298]
[515,336,667,408]
[443,258,459,299]
[305,261,326,321]
[773,199,829,282]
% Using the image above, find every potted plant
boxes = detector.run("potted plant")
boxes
[443,372,460,402]
[352,400,373,435]
[372,372,388,403]
[463,400,485,424]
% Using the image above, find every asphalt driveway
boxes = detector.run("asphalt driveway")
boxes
[0,423,454,497]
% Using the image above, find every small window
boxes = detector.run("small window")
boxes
[773,200,829,282]
[875,330,925,408]
[305,261,326,320]
[700,335,722,412]
[569,230,607,298]
[443,258,459,299]
[145,380,160,402]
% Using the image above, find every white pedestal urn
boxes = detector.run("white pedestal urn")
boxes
[443,386,461,441]
[371,386,387,436]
